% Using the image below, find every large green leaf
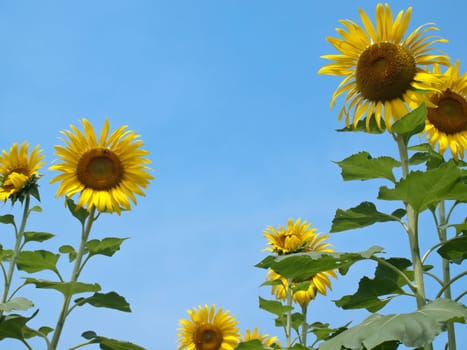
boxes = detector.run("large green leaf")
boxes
[258,297,292,316]
[0,214,15,225]
[0,298,34,312]
[378,161,467,212]
[391,103,426,142]
[16,250,59,274]
[334,258,412,312]
[335,152,400,182]
[330,202,405,233]
[66,198,89,224]
[81,331,146,350]
[0,310,38,341]
[256,246,383,280]
[437,235,467,264]
[24,278,101,296]
[86,237,127,257]
[319,298,467,350]
[75,292,131,312]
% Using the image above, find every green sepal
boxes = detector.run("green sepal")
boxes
[24,278,101,296]
[256,246,383,280]
[319,298,467,350]
[335,152,400,182]
[330,201,405,233]
[74,291,131,312]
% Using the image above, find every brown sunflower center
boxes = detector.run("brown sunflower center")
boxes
[427,89,467,134]
[77,148,123,190]
[356,42,416,102]
[194,324,223,350]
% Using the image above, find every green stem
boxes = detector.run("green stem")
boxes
[395,135,431,350]
[285,278,293,348]
[435,271,467,299]
[437,201,456,350]
[300,303,308,347]
[0,195,30,308]
[49,206,97,350]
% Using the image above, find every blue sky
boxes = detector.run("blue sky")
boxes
[0,1,466,349]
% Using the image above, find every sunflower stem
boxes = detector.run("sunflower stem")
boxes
[300,303,308,347]
[0,195,30,310]
[49,206,97,350]
[436,201,456,350]
[285,278,293,348]
[395,134,432,350]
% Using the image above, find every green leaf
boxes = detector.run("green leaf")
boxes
[275,312,304,332]
[75,292,131,312]
[330,202,404,233]
[38,326,53,336]
[391,103,426,142]
[29,205,43,213]
[81,331,146,350]
[437,235,467,264]
[258,297,293,316]
[378,161,467,212]
[335,152,399,182]
[334,258,412,312]
[24,278,101,296]
[256,246,383,281]
[0,245,14,261]
[319,298,467,350]
[309,321,349,342]
[0,214,15,225]
[336,116,385,134]
[0,298,34,312]
[59,245,77,262]
[86,237,127,258]
[16,250,59,273]
[408,143,444,169]
[0,310,38,341]
[66,198,89,224]
[236,340,266,350]
[23,231,55,244]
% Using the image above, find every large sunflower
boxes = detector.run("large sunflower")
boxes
[264,218,328,255]
[49,118,153,214]
[0,142,45,202]
[417,60,467,159]
[241,328,279,347]
[177,305,240,350]
[318,3,449,130]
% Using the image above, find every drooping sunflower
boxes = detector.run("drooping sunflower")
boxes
[416,60,467,159]
[241,328,279,347]
[49,118,154,214]
[0,142,45,203]
[318,3,449,130]
[264,218,328,255]
[177,304,240,350]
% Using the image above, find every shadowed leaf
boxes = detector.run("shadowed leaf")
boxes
[75,292,131,312]
[437,235,467,264]
[23,231,55,244]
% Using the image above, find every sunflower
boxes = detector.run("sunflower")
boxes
[0,142,45,203]
[318,3,449,130]
[264,218,328,255]
[49,118,153,214]
[241,328,279,348]
[177,305,240,350]
[416,60,467,159]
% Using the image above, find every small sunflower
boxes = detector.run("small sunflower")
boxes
[0,142,45,203]
[49,118,154,214]
[241,328,279,348]
[177,304,240,350]
[318,3,449,130]
[417,60,467,159]
[264,218,328,255]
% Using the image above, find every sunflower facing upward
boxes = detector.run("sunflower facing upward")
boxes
[318,3,449,130]
[0,142,45,203]
[177,305,240,350]
[49,118,153,214]
[416,60,467,159]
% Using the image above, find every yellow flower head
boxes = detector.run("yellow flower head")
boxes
[177,305,240,350]
[416,60,467,159]
[49,118,154,214]
[318,3,449,130]
[242,328,279,348]
[0,142,45,203]
[264,218,329,255]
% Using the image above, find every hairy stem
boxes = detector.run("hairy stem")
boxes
[300,303,308,347]
[285,278,293,348]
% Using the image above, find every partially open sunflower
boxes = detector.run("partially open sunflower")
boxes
[50,118,153,214]
[318,3,449,130]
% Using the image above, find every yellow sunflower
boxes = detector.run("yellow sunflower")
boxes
[264,218,328,255]
[0,142,45,203]
[242,328,279,348]
[49,118,154,214]
[177,304,240,350]
[416,60,467,159]
[318,3,449,130]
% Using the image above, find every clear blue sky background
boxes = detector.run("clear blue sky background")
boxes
[0,1,465,349]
